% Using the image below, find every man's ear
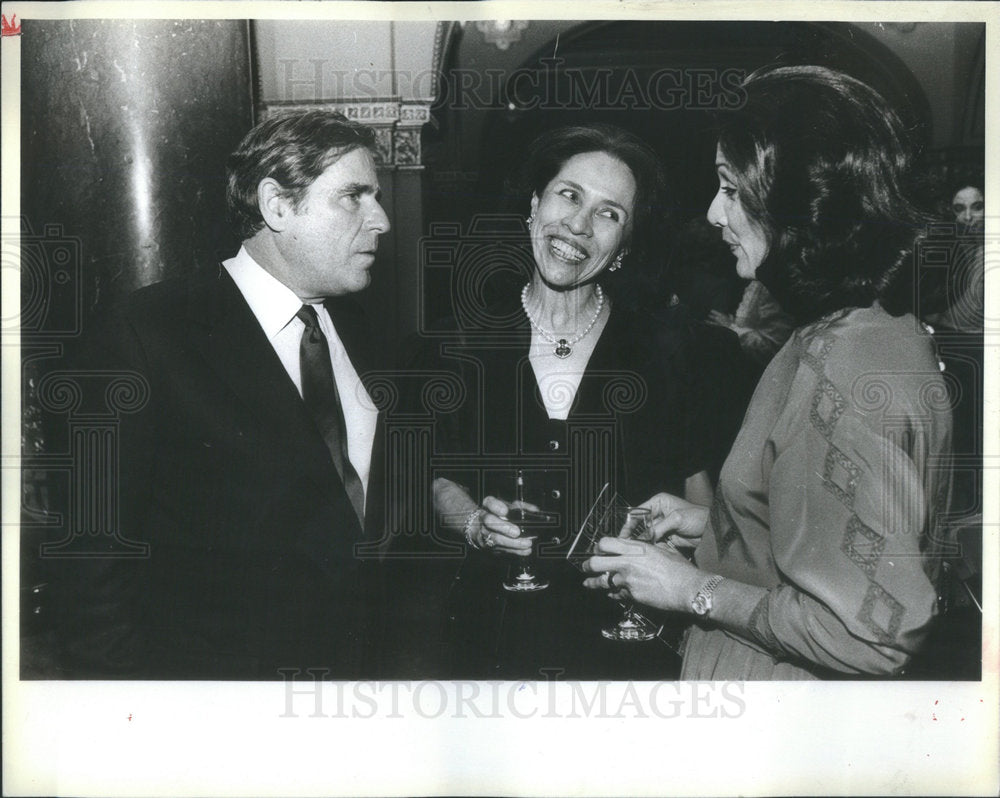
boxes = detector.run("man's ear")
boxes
[530,192,540,217]
[258,178,293,232]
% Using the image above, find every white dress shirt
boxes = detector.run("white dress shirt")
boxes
[223,247,378,498]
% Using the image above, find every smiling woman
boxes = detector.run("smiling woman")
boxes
[528,150,635,290]
[402,124,738,679]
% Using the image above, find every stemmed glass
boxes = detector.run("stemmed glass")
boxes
[567,484,662,642]
[502,470,552,593]
[599,506,660,641]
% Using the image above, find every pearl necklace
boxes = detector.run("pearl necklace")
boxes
[521,283,605,359]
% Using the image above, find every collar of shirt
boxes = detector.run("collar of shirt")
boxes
[223,245,307,338]
[222,246,377,496]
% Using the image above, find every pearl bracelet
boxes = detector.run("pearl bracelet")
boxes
[463,508,484,549]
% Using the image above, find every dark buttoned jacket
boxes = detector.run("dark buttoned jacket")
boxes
[48,267,386,679]
[399,295,748,678]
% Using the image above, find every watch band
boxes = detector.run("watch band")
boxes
[691,575,724,616]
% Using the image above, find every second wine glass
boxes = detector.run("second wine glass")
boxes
[600,506,660,642]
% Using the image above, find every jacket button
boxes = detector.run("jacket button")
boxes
[550,489,562,500]
[548,440,560,451]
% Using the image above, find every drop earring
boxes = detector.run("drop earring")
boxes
[609,252,624,272]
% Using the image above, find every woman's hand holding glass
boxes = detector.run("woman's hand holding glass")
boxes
[582,491,711,613]
[434,478,534,556]
[638,491,710,552]
[583,536,706,614]
[478,495,536,557]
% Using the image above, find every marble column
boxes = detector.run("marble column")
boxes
[19,21,253,623]
[21,18,253,319]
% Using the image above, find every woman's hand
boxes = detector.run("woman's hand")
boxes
[434,478,532,556]
[476,495,535,557]
[582,537,705,613]
[637,492,710,550]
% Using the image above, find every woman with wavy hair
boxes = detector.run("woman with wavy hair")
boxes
[411,123,737,678]
[585,65,953,680]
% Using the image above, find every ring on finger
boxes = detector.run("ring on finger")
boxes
[483,531,496,548]
[605,571,618,590]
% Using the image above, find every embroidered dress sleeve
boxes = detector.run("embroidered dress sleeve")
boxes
[745,354,943,675]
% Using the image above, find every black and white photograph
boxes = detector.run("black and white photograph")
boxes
[3,1,997,795]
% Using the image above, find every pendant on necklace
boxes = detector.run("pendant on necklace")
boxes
[554,339,572,358]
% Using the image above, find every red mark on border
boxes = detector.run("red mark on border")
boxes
[128,713,133,721]
[1,14,21,37]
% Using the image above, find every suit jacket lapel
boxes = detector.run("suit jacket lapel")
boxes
[186,269,363,537]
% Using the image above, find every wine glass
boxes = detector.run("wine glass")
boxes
[502,470,552,593]
[599,507,660,642]
[567,485,661,643]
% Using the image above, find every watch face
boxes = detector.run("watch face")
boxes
[692,576,721,616]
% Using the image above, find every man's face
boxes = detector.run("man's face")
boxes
[275,147,390,301]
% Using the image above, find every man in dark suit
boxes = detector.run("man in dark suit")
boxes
[49,111,392,679]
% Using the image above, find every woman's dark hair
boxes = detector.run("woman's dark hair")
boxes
[717,65,925,322]
[519,123,669,266]
[948,183,985,225]
[226,110,378,240]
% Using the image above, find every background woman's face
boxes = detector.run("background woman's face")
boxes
[952,186,984,230]
[529,151,636,289]
[707,145,769,280]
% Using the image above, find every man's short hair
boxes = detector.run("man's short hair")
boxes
[226,110,378,240]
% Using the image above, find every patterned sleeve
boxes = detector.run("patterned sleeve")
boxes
[745,354,943,675]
